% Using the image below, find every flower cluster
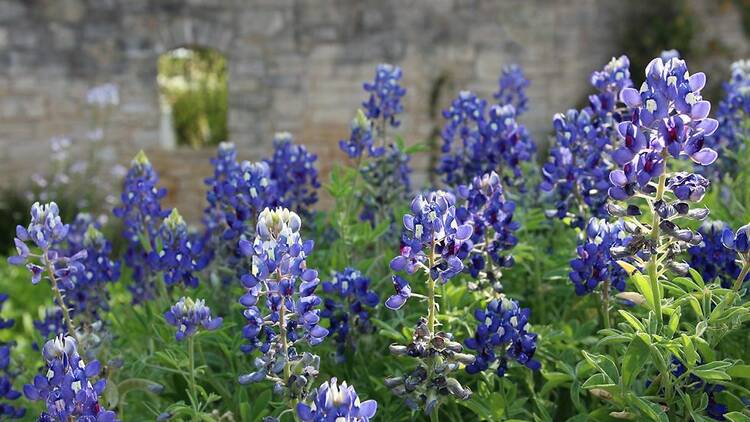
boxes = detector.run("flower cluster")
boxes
[610,57,718,200]
[0,295,25,419]
[385,318,475,412]
[237,208,328,394]
[297,378,377,422]
[465,296,540,376]
[569,218,628,296]
[590,55,632,113]
[113,151,170,303]
[9,202,86,289]
[494,64,530,115]
[65,215,120,322]
[268,133,320,215]
[23,335,118,421]
[321,268,379,362]
[688,221,747,289]
[339,109,382,159]
[707,59,750,174]
[438,91,535,187]
[541,56,632,225]
[152,209,208,289]
[164,297,223,341]
[362,63,407,129]
[387,191,473,309]
[203,143,276,281]
[456,172,518,291]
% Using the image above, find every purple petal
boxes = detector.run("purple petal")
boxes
[696,118,719,136]
[389,256,408,272]
[620,88,641,108]
[691,148,718,166]
[455,224,472,241]
[690,101,711,120]
[359,400,378,418]
[385,294,407,310]
[689,72,706,92]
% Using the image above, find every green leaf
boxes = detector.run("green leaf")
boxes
[581,373,616,389]
[627,394,668,422]
[618,310,646,331]
[632,272,657,311]
[582,351,620,384]
[728,365,750,379]
[622,336,650,388]
[725,412,750,422]
[694,361,733,381]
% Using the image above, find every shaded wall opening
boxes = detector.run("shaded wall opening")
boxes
[157,46,228,149]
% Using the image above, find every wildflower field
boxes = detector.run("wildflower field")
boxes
[3,51,750,422]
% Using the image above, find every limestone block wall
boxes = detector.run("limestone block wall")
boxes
[0,0,746,223]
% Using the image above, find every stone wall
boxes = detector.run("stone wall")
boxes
[0,0,747,223]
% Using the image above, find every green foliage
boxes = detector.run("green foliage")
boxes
[158,47,228,149]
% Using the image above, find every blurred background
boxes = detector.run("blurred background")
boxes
[0,0,748,251]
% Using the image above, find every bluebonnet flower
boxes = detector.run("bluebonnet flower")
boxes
[439,91,535,187]
[203,142,243,236]
[387,191,473,309]
[707,59,750,175]
[541,109,612,224]
[339,110,383,159]
[321,268,379,362]
[297,378,377,422]
[8,202,87,289]
[722,223,750,255]
[0,295,25,419]
[152,209,207,289]
[569,218,628,296]
[237,208,328,392]
[456,172,518,290]
[590,55,632,113]
[267,133,320,216]
[164,297,223,341]
[494,64,530,115]
[64,215,120,322]
[542,56,633,224]
[465,296,540,376]
[611,57,719,201]
[689,222,746,288]
[23,335,118,421]
[113,151,170,303]
[362,63,407,129]
[666,357,728,421]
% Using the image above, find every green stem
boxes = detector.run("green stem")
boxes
[648,172,668,327]
[188,336,198,418]
[601,280,611,330]
[427,239,437,335]
[732,258,750,293]
[44,249,76,338]
[277,270,291,382]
